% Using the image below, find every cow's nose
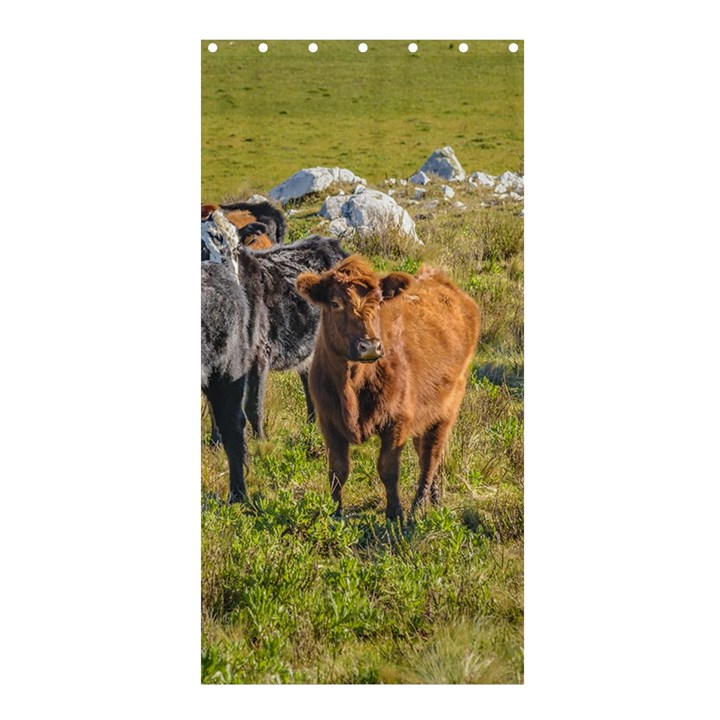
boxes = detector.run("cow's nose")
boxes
[357,338,383,359]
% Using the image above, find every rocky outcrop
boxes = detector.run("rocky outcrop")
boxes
[268,167,366,204]
[409,170,430,185]
[494,170,524,195]
[319,186,421,244]
[467,171,496,188]
[417,146,466,181]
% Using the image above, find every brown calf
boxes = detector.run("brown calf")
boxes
[296,256,480,520]
[200,203,273,250]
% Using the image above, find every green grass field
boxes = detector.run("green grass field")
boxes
[202,40,523,198]
[201,39,524,684]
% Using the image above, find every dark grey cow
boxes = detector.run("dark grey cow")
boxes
[201,207,319,439]
[201,236,347,501]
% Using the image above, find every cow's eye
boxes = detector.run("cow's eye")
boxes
[330,299,343,310]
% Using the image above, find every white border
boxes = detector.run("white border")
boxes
[3,2,718,717]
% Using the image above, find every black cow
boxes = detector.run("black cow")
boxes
[201,206,317,439]
[201,236,347,501]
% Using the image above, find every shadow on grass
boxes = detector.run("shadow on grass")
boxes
[475,361,523,396]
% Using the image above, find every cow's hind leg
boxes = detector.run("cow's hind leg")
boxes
[411,420,452,515]
[379,428,406,521]
[244,362,268,439]
[202,396,223,446]
[208,404,222,446]
[208,379,247,503]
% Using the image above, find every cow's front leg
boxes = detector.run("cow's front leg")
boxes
[325,429,349,517]
[207,379,247,503]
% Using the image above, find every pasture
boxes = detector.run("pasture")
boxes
[201,40,524,684]
[201,40,523,197]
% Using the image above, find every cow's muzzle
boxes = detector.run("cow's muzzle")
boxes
[356,338,384,362]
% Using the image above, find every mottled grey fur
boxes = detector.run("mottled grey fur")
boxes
[201,235,347,501]
[201,211,240,273]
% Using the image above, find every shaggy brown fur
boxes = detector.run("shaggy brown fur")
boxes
[296,255,481,520]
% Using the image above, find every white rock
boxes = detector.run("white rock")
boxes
[497,171,524,193]
[467,171,495,188]
[441,184,455,199]
[268,166,366,204]
[346,189,421,242]
[354,184,366,195]
[328,218,350,237]
[418,146,466,181]
[387,189,395,196]
[508,191,523,202]
[494,183,508,195]
[319,195,348,221]
[346,169,367,185]
[319,187,421,244]
[399,179,408,186]
[246,193,270,203]
[454,201,466,209]
[426,200,440,210]
[385,178,396,185]
[409,170,430,185]
[414,188,426,200]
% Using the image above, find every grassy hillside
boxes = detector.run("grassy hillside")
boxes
[201,40,523,199]
[201,40,524,684]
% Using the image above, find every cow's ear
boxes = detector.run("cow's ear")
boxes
[201,203,218,220]
[296,272,332,305]
[380,272,413,301]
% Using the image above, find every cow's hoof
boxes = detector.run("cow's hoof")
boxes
[410,492,432,515]
[385,509,404,524]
